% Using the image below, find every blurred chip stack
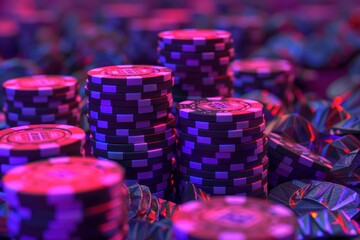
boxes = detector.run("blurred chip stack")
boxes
[157,29,234,110]
[4,157,128,239]
[176,98,268,197]
[86,65,176,198]
[0,124,86,188]
[2,75,81,127]
[231,58,295,109]
[172,196,298,240]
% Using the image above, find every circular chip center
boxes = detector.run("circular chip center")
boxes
[2,128,71,144]
[102,66,159,77]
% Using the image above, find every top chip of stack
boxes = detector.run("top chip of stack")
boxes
[176,97,268,197]
[0,124,86,188]
[4,156,128,240]
[172,196,298,240]
[86,65,176,199]
[2,75,81,127]
[157,29,234,110]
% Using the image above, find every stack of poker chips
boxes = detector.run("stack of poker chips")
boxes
[4,157,128,239]
[2,75,81,127]
[172,196,298,240]
[231,58,295,109]
[157,29,234,107]
[176,98,268,197]
[267,133,333,188]
[0,124,86,188]
[86,65,176,198]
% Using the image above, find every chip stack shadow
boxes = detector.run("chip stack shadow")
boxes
[157,29,234,112]
[2,75,81,127]
[176,97,268,197]
[86,65,176,199]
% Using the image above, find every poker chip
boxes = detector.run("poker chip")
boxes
[87,65,172,85]
[86,64,176,194]
[177,115,265,130]
[85,78,174,93]
[157,29,234,107]
[177,97,263,122]
[176,97,267,196]
[268,180,360,218]
[267,133,333,187]
[3,156,128,239]
[2,75,81,127]
[231,58,294,108]
[172,196,297,240]
[87,100,173,114]
[2,75,78,96]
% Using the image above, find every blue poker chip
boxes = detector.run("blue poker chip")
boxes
[268,133,333,173]
[268,180,360,218]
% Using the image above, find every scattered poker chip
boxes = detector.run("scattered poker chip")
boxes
[158,40,233,53]
[88,108,169,122]
[176,98,263,122]
[85,86,172,101]
[85,79,174,93]
[179,137,267,153]
[2,75,79,96]
[179,160,269,179]
[89,113,175,136]
[177,115,265,130]
[297,209,360,240]
[268,180,360,218]
[4,96,80,116]
[92,143,176,160]
[91,128,174,144]
[4,157,128,239]
[87,99,173,114]
[87,93,173,107]
[158,48,235,60]
[268,133,333,173]
[158,29,232,45]
[89,133,176,152]
[0,124,86,157]
[172,196,297,240]
[87,65,172,85]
